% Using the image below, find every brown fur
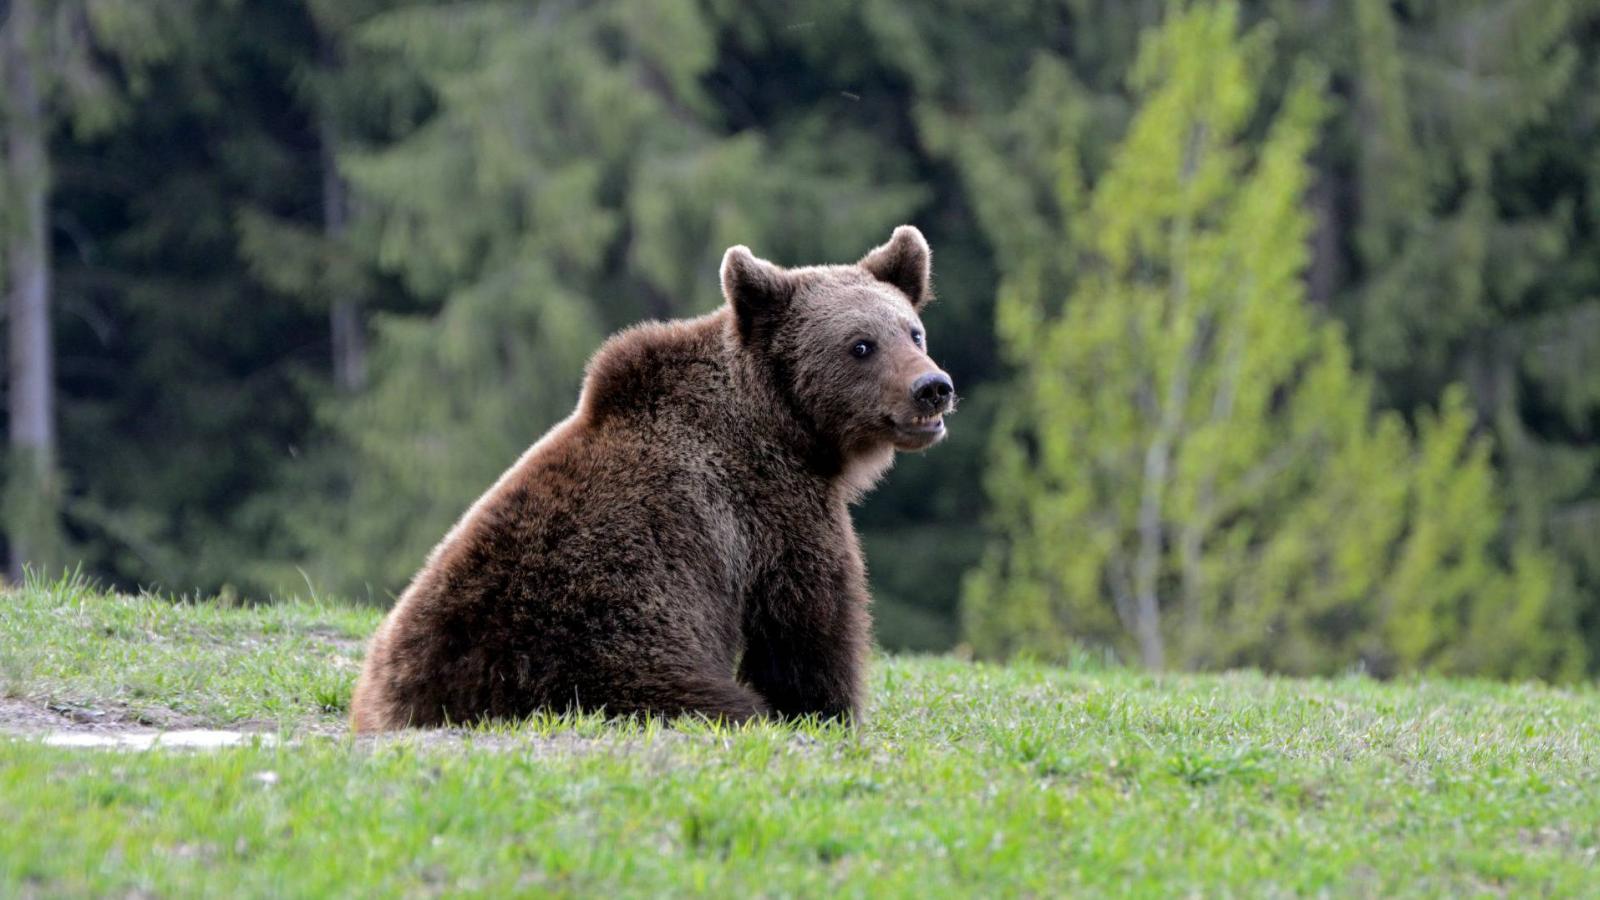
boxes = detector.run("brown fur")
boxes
[349,226,953,731]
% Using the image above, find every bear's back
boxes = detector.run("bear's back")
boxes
[578,310,737,429]
[351,313,758,727]
[407,309,753,627]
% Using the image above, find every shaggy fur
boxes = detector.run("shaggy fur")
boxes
[350,226,954,731]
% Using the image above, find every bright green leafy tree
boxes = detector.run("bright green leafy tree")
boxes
[964,1,1584,680]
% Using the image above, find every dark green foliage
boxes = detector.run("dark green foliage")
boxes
[1300,0,1600,668]
[48,1,341,591]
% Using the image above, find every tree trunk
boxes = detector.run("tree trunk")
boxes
[4,0,61,582]
[1131,437,1170,671]
[321,121,365,393]
[1131,294,1205,674]
[319,38,365,393]
[1307,163,1341,308]
[1127,124,1209,672]
[1131,337,1201,671]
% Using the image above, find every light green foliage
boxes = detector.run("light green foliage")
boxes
[2,583,1598,894]
[964,2,1583,679]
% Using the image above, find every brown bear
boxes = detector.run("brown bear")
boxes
[349,226,954,731]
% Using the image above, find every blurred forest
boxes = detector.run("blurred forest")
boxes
[2,0,1596,678]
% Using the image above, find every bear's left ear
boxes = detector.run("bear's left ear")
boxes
[859,225,932,309]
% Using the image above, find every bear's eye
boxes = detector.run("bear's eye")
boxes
[850,340,876,359]
[911,329,924,348]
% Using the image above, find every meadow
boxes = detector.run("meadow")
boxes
[2,575,1597,896]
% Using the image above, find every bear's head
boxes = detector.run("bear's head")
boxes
[720,225,955,462]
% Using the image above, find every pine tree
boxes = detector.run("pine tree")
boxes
[1,0,190,580]
[963,1,1583,679]
[232,0,421,398]
[743,0,1159,646]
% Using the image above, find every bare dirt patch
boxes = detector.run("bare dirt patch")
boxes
[0,695,202,737]
[301,626,366,656]
[1,696,293,751]
[0,697,76,734]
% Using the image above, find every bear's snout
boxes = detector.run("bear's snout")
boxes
[911,372,955,415]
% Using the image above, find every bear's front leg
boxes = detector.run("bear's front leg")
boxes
[739,562,870,721]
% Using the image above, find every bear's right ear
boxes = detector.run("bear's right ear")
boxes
[721,245,794,342]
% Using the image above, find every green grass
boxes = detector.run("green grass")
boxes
[0,574,373,728]
[3,576,1598,896]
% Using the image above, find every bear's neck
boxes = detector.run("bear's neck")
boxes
[719,317,861,496]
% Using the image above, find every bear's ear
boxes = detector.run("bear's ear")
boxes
[859,225,932,309]
[721,245,794,342]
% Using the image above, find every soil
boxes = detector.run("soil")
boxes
[0,694,705,756]
[0,695,209,736]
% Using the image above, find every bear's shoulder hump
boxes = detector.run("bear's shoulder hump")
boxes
[579,311,730,420]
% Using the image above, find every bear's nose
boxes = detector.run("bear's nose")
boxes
[911,372,954,414]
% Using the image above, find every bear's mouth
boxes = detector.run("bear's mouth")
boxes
[893,414,945,444]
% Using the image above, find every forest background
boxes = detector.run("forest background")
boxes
[2,0,1595,680]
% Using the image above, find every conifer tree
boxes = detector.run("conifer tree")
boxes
[1,0,189,580]
[232,0,419,398]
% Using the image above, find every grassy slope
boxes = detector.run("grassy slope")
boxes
[2,579,1598,897]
